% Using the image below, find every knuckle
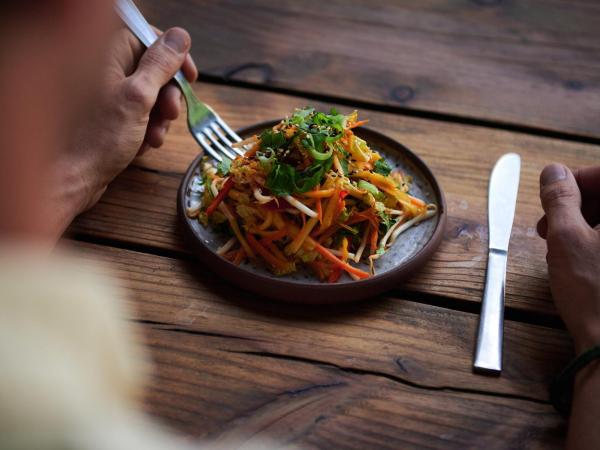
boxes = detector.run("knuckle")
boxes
[145,45,177,75]
[541,183,575,206]
[123,77,154,111]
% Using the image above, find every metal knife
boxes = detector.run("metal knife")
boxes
[474,153,521,374]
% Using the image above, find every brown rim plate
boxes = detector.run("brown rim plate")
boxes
[177,120,447,303]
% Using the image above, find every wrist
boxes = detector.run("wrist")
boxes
[48,156,101,238]
[574,359,600,393]
[551,345,600,416]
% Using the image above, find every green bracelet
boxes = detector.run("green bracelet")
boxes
[550,345,600,417]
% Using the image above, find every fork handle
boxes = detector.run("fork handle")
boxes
[115,0,196,101]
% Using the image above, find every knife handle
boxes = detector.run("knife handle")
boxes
[474,248,507,374]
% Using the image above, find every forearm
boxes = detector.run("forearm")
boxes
[567,360,600,450]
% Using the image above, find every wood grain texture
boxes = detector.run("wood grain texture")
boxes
[139,0,600,138]
[70,240,573,403]
[68,83,600,316]
[136,324,566,449]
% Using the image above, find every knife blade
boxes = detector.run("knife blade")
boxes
[474,153,521,374]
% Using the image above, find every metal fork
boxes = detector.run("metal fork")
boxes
[115,0,245,162]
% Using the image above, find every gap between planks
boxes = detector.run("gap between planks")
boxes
[136,318,549,406]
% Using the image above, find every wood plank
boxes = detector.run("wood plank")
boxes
[139,0,600,138]
[70,240,573,403]
[138,324,566,449]
[68,82,600,316]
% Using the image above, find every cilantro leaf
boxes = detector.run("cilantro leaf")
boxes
[266,162,296,196]
[294,158,333,193]
[217,156,232,176]
[265,158,333,196]
[288,107,314,128]
[260,130,286,150]
[374,159,392,176]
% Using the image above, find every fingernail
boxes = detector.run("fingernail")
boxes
[164,29,188,53]
[540,164,566,187]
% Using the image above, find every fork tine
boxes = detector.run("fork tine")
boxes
[203,130,237,160]
[194,132,223,162]
[216,116,242,143]
[210,123,245,157]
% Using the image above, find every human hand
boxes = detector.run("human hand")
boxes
[53,27,197,232]
[537,164,600,353]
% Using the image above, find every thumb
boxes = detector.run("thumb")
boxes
[539,163,587,237]
[128,28,190,108]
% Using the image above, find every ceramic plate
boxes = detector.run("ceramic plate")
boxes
[178,120,447,303]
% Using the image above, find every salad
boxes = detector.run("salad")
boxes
[187,107,436,282]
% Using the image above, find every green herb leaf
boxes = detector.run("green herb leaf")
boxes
[260,130,286,150]
[374,159,392,176]
[266,157,333,196]
[266,162,296,196]
[294,157,333,193]
[288,107,315,128]
[217,156,232,176]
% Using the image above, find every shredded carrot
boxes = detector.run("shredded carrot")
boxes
[206,178,234,216]
[313,242,370,279]
[251,228,287,241]
[369,224,379,254]
[246,232,289,269]
[410,196,426,207]
[220,203,254,258]
[316,223,340,244]
[223,250,237,261]
[271,212,286,231]
[258,210,273,230]
[317,188,340,233]
[262,239,287,261]
[232,248,246,265]
[244,142,260,158]
[347,210,378,229]
[286,217,319,255]
[316,196,323,224]
[337,190,349,214]
[302,188,336,199]
[348,119,369,129]
[355,170,420,215]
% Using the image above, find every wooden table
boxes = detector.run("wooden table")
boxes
[68,1,600,448]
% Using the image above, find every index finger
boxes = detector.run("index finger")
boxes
[573,166,600,197]
[573,165,600,228]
